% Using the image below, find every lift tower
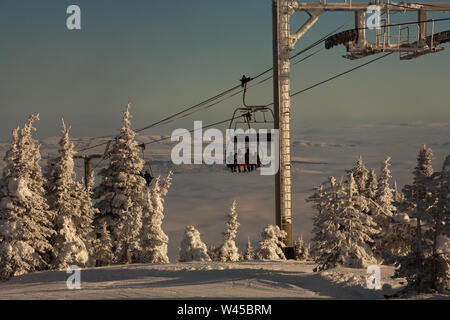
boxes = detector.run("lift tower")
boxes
[272,0,450,258]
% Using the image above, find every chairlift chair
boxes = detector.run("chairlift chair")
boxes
[226,75,275,173]
[228,75,275,143]
[138,142,154,186]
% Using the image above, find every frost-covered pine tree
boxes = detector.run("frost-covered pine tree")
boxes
[256,225,287,260]
[393,180,404,203]
[179,226,211,262]
[346,156,370,195]
[371,157,396,258]
[244,237,254,261]
[311,173,378,271]
[92,104,150,265]
[207,245,220,261]
[295,236,310,261]
[46,120,97,269]
[370,203,415,262]
[218,200,240,262]
[394,145,441,293]
[140,171,173,264]
[0,115,55,280]
[307,184,325,217]
[305,243,311,261]
[373,157,412,261]
[307,176,340,262]
[91,220,114,266]
[366,168,378,200]
[425,156,450,292]
[334,173,378,268]
[376,157,396,213]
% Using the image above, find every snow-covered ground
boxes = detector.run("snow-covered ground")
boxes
[1,260,445,300]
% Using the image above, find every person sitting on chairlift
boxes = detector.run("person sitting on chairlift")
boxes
[143,170,153,186]
[245,149,251,172]
[250,151,259,171]
[226,152,235,172]
[235,151,247,173]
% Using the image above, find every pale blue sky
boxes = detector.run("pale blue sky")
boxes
[0,0,449,140]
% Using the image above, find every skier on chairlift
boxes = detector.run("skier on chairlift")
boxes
[226,152,235,172]
[250,150,259,171]
[245,149,251,172]
[143,170,153,186]
[236,150,247,173]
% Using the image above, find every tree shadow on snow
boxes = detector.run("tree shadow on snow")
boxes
[0,263,400,299]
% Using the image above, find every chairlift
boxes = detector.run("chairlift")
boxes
[226,75,275,173]
[138,143,154,186]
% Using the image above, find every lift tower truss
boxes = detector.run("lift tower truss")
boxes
[272,0,450,258]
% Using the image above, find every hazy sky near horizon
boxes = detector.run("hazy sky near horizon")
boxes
[0,0,449,140]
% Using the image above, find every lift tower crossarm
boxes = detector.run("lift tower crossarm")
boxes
[292,2,450,12]
[290,9,324,49]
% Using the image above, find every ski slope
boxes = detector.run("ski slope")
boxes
[0,260,431,300]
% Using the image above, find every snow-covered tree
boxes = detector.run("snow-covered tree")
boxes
[394,145,448,293]
[366,168,378,199]
[310,173,378,271]
[46,120,97,269]
[91,220,114,266]
[92,104,149,265]
[218,200,240,262]
[0,115,55,280]
[370,201,415,262]
[244,237,254,261]
[349,157,413,262]
[307,176,340,262]
[295,236,309,261]
[140,171,173,264]
[429,156,450,292]
[408,154,449,293]
[308,184,325,217]
[376,157,396,213]
[333,173,378,268]
[179,226,211,262]
[370,157,396,259]
[346,156,370,195]
[207,245,220,261]
[256,225,286,260]
[295,236,310,261]
[393,180,404,203]
[305,243,311,261]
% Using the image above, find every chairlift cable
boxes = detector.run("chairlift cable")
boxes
[74,18,447,152]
